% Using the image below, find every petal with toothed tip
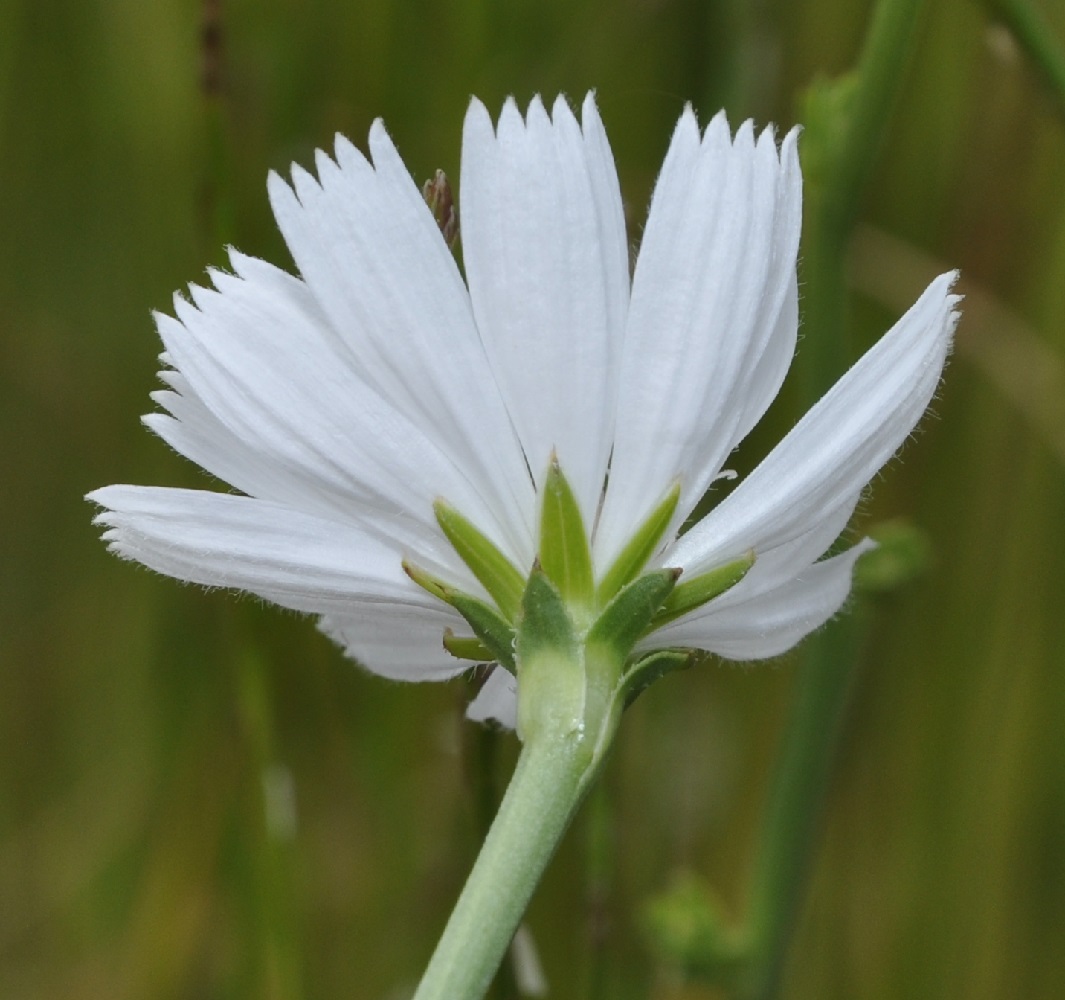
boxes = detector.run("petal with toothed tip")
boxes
[150,250,522,577]
[267,127,536,565]
[88,484,485,612]
[670,272,960,577]
[461,94,630,530]
[595,112,803,574]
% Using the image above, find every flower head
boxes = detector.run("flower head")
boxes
[89,94,958,732]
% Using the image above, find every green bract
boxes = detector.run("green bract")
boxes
[651,551,755,630]
[407,461,754,738]
[434,498,526,622]
[539,455,596,617]
[596,481,680,606]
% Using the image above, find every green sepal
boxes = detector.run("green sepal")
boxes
[596,481,681,606]
[650,552,755,630]
[403,559,450,602]
[434,499,526,622]
[586,568,681,660]
[538,455,595,613]
[515,566,585,742]
[853,518,931,594]
[516,564,579,665]
[448,592,517,671]
[404,560,516,669]
[442,630,495,662]
[620,648,701,708]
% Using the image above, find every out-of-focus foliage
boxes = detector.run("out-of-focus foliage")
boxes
[1,1,1063,997]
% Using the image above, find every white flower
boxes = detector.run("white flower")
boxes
[89,94,959,729]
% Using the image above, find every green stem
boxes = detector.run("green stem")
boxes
[461,698,519,1000]
[799,0,924,399]
[736,621,860,1000]
[984,0,1065,126]
[413,729,599,1000]
[416,494,659,999]
[830,0,923,235]
[735,1,925,995]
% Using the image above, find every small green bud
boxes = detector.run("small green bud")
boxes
[853,518,932,594]
[642,871,746,986]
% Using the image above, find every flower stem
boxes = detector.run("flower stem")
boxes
[734,621,861,1000]
[734,0,925,995]
[461,701,520,999]
[798,0,924,399]
[413,726,600,1000]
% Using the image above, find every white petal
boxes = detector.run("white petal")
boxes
[154,252,529,572]
[267,129,536,563]
[670,271,960,575]
[88,485,481,614]
[145,376,356,522]
[319,605,470,681]
[595,116,802,570]
[460,94,630,524]
[731,270,799,445]
[466,667,518,729]
[652,540,874,659]
[703,493,861,608]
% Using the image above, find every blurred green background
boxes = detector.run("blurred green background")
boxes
[2,0,1064,997]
